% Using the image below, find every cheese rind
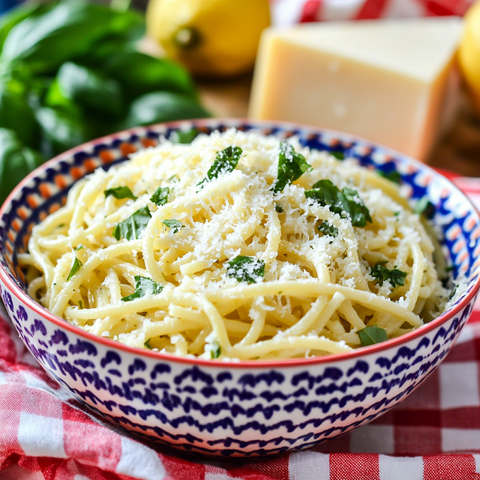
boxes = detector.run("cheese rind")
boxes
[249,18,463,160]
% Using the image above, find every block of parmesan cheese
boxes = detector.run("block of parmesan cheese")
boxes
[249,18,463,160]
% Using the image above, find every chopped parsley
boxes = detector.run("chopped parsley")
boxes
[75,244,84,251]
[331,151,345,160]
[150,186,169,206]
[378,170,402,184]
[104,186,137,200]
[121,276,164,302]
[171,128,198,144]
[318,221,338,237]
[78,300,84,309]
[272,142,311,193]
[162,219,184,234]
[305,179,372,227]
[113,206,151,241]
[371,262,407,288]
[275,204,284,213]
[415,196,435,218]
[197,145,243,190]
[210,339,221,359]
[144,338,152,349]
[226,256,265,284]
[67,257,83,281]
[358,326,388,347]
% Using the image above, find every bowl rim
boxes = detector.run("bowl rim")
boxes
[1,117,479,369]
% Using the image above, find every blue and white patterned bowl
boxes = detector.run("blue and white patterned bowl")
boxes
[0,119,479,457]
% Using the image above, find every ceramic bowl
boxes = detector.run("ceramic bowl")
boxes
[0,119,479,457]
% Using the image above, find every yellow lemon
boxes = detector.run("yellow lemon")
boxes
[146,0,271,78]
[459,1,480,113]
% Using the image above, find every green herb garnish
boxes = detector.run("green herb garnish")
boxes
[305,179,372,227]
[171,128,198,144]
[78,300,84,309]
[226,256,265,284]
[197,145,242,190]
[210,339,221,359]
[331,151,345,160]
[275,204,284,213]
[162,219,184,234]
[371,262,407,288]
[121,276,164,302]
[415,196,435,218]
[67,256,82,281]
[318,221,338,237]
[104,186,137,200]
[144,338,152,349]
[150,186,169,206]
[272,142,311,193]
[113,206,151,241]
[358,326,388,346]
[75,244,84,251]
[378,170,402,184]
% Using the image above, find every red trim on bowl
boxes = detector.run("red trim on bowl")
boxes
[1,118,479,369]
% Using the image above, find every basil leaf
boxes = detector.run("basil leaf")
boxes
[305,180,372,227]
[35,106,89,157]
[318,221,338,237]
[378,170,401,184]
[210,339,221,359]
[272,142,311,193]
[104,186,137,200]
[123,91,210,129]
[0,128,44,204]
[226,256,265,284]
[54,62,124,118]
[1,2,121,74]
[67,256,82,282]
[162,219,184,234]
[150,186,169,206]
[121,275,164,302]
[415,196,435,219]
[0,71,39,149]
[358,326,388,347]
[105,51,197,101]
[113,206,151,241]
[197,145,242,190]
[170,128,198,144]
[371,262,407,287]
[275,204,284,213]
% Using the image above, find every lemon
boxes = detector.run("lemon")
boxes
[459,1,480,113]
[146,0,271,78]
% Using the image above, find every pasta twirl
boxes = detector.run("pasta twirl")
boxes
[21,129,450,360]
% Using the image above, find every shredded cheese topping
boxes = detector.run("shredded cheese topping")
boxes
[21,129,449,360]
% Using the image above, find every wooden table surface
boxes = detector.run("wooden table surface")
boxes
[197,75,480,178]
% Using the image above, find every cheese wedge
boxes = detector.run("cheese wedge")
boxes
[249,18,463,160]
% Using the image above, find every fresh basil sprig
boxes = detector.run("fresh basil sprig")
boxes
[67,256,82,282]
[121,276,164,302]
[305,179,372,227]
[150,186,169,206]
[272,142,311,193]
[113,206,151,241]
[162,219,184,234]
[318,221,338,237]
[371,262,407,288]
[197,145,243,190]
[226,256,265,284]
[358,326,388,347]
[104,186,137,200]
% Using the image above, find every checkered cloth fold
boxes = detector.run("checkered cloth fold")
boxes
[0,171,479,479]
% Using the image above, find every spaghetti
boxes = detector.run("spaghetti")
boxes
[21,129,449,360]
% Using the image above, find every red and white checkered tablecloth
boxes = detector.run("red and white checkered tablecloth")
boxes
[0,171,478,479]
